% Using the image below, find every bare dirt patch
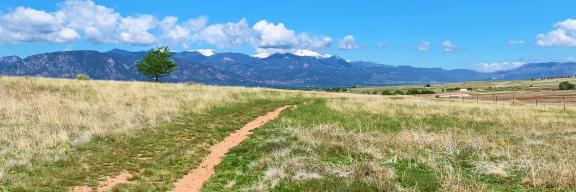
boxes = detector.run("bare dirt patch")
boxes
[171,105,292,192]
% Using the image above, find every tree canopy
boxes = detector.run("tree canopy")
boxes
[137,47,177,82]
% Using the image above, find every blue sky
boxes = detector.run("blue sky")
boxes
[1,0,576,71]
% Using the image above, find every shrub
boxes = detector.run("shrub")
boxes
[381,90,393,95]
[445,87,460,92]
[394,90,405,95]
[420,90,436,94]
[406,89,421,95]
[75,74,90,80]
[559,81,575,90]
[425,84,431,87]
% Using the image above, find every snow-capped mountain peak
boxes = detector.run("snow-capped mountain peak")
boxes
[188,49,215,57]
[293,50,332,58]
[253,52,271,58]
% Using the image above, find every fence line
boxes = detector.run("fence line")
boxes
[429,94,576,110]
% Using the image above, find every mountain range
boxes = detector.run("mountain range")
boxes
[1,49,575,87]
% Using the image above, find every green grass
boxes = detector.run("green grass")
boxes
[199,100,453,191]
[201,98,572,191]
[394,160,440,191]
[1,97,303,191]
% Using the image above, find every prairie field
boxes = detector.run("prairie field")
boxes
[351,77,576,94]
[1,76,576,191]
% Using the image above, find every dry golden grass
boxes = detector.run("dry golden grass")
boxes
[0,76,300,179]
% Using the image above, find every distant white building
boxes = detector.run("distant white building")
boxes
[436,93,471,98]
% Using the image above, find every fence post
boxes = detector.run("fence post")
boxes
[563,96,566,111]
[512,95,515,105]
[476,95,479,103]
[535,96,538,107]
[495,96,498,104]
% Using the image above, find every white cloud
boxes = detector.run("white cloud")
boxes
[199,18,255,48]
[117,15,157,45]
[338,35,360,50]
[253,20,295,49]
[252,20,331,53]
[59,0,119,43]
[507,40,526,45]
[184,16,208,32]
[417,41,430,51]
[159,16,191,46]
[158,16,208,48]
[0,7,79,43]
[537,18,576,47]
[472,61,526,72]
[293,33,331,50]
[0,0,335,52]
[441,40,457,52]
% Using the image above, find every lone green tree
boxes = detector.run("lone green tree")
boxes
[559,81,575,90]
[137,47,177,82]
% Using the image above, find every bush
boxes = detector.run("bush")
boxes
[381,90,393,95]
[406,89,421,95]
[425,84,431,87]
[420,90,436,94]
[75,74,90,80]
[445,87,460,92]
[559,81,575,90]
[394,90,405,95]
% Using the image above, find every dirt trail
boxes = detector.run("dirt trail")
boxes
[71,171,133,192]
[171,105,292,192]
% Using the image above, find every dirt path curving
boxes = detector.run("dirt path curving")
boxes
[171,105,292,192]
[71,171,133,192]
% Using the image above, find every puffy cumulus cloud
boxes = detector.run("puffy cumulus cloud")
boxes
[537,18,576,47]
[0,0,154,45]
[441,40,457,52]
[117,15,157,45]
[0,7,79,43]
[199,18,255,48]
[59,0,119,43]
[338,35,360,50]
[472,61,526,72]
[293,33,332,50]
[252,20,331,53]
[159,16,190,43]
[158,16,207,48]
[0,0,335,51]
[253,20,296,49]
[417,41,430,51]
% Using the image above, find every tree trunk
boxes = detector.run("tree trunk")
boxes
[155,74,159,82]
